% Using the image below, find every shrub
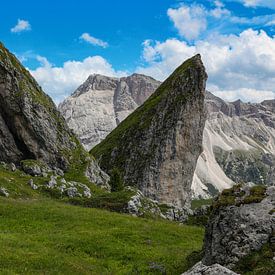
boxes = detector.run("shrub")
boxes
[109,168,124,192]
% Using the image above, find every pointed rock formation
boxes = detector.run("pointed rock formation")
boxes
[91,54,207,207]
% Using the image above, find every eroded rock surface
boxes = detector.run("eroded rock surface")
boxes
[59,73,161,150]
[202,185,275,269]
[0,42,109,187]
[182,261,239,275]
[91,55,207,207]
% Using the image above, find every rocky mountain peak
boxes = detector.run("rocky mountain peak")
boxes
[91,54,207,207]
[72,74,119,97]
[59,72,161,149]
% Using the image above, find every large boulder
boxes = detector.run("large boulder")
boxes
[182,261,239,275]
[202,184,275,269]
[91,54,207,207]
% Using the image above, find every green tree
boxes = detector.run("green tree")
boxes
[109,168,124,192]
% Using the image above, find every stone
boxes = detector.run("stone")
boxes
[182,261,239,275]
[28,179,38,190]
[126,188,193,222]
[0,187,9,197]
[85,160,111,191]
[22,163,42,176]
[66,187,81,198]
[202,185,275,269]
[10,163,16,172]
[91,54,207,207]
[46,175,57,189]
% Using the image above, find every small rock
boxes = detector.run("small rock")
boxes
[66,187,81,198]
[28,179,38,190]
[54,168,64,177]
[42,172,48,178]
[0,187,9,197]
[46,175,57,188]
[60,178,67,184]
[22,164,42,176]
[10,163,16,172]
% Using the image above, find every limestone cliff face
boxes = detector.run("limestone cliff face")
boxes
[58,73,160,150]
[193,93,275,198]
[0,42,109,186]
[91,55,207,207]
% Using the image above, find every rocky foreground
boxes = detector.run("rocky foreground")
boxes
[184,184,275,274]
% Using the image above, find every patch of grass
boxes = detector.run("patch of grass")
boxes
[243,185,267,204]
[68,190,135,213]
[0,198,204,274]
[234,242,275,275]
[191,199,213,210]
[0,165,47,199]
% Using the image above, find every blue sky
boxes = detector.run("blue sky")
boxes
[1,0,275,103]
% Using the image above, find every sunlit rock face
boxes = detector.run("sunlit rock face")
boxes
[58,73,161,150]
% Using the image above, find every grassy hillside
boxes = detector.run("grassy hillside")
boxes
[0,198,204,274]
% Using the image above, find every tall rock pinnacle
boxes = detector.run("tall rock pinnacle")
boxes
[92,54,207,207]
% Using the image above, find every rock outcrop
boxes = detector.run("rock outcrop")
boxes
[0,42,108,187]
[58,73,161,150]
[202,184,275,269]
[91,54,207,207]
[125,187,192,222]
[182,261,239,275]
[0,42,77,169]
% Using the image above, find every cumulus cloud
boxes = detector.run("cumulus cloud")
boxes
[80,33,108,48]
[212,88,275,102]
[240,0,275,9]
[136,29,275,102]
[30,56,126,104]
[167,2,232,41]
[11,19,31,33]
[167,5,207,41]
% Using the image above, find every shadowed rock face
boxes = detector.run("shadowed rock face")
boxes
[0,43,86,171]
[91,54,207,207]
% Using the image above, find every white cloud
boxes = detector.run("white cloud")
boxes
[211,1,231,18]
[241,0,275,9]
[11,19,31,33]
[167,5,207,40]
[136,29,275,103]
[212,88,275,102]
[80,33,108,48]
[30,56,126,104]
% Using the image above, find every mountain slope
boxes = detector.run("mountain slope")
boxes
[91,54,207,207]
[0,42,108,185]
[59,73,160,150]
[193,92,275,198]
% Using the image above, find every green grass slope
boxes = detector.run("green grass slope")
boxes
[0,198,204,274]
